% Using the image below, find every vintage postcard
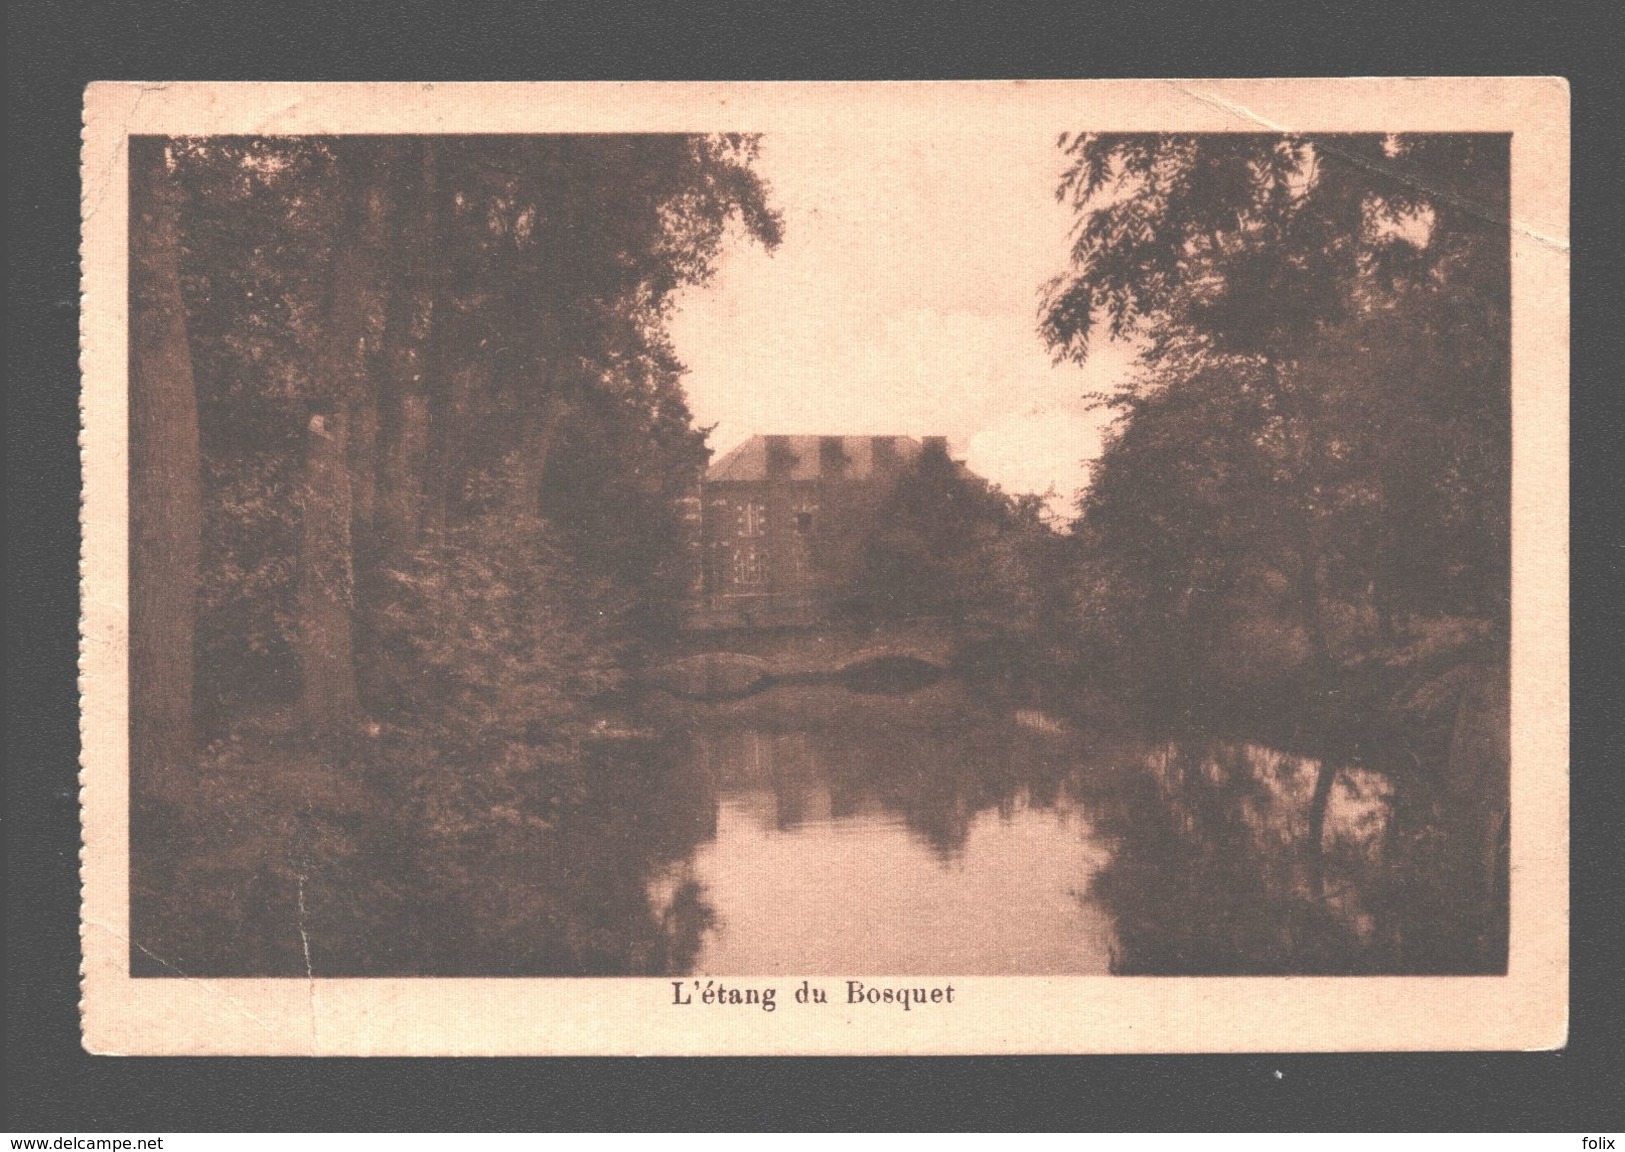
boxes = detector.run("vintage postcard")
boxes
[80,79,1569,1055]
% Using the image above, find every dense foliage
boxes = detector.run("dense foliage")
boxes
[1041,133,1511,959]
[841,448,1081,702]
[130,135,778,974]
[166,136,779,730]
[1045,134,1510,741]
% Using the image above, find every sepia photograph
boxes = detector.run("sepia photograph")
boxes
[79,80,1569,1054]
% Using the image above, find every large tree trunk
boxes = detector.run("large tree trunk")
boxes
[514,390,571,520]
[378,352,430,555]
[377,140,435,558]
[296,408,361,733]
[129,137,202,795]
[294,157,373,736]
[377,251,427,553]
[350,376,379,537]
[513,137,574,523]
[419,141,465,547]
[423,362,481,540]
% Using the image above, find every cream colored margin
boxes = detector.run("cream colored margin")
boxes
[80,79,1570,1056]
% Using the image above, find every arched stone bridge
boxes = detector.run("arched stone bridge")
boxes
[646,622,956,701]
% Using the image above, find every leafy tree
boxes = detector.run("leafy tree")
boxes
[171,136,344,728]
[129,138,204,803]
[131,133,779,974]
[162,133,780,731]
[1045,133,1509,643]
[1045,133,1511,893]
[843,448,1075,699]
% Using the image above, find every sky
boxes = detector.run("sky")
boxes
[667,127,1138,519]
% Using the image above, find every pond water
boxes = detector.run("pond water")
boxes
[629,682,1468,978]
[141,674,1503,978]
[659,726,1118,975]
[626,677,1507,978]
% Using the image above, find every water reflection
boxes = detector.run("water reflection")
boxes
[630,687,1504,977]
[664,717,1116,974]
[1076,742,1391,974]
[1072,739,1505,975]
[350,734,724,977]
[143,685,1501,976]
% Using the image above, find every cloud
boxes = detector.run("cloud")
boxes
[668,129,1139,497]
[968,405,1114,519]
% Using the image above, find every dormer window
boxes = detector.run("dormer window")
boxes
[819,436,850,478]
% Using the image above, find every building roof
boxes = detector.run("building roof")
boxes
[705,434,933,483]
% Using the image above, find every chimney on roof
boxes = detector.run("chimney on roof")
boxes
[922,436,949,460]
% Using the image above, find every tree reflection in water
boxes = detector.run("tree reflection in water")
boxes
[1078,742,1384,974]
[514,739,722,976]
[649,684,1506,977]
[376,734,726,977]
[1076,739,1507,975]
[684,710,1076,861]
[667,689,1116,976]
[254,687,1505,978]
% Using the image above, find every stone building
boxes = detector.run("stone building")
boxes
[683,434,956,629]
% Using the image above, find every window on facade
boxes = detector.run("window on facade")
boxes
[738,501,766,538]
[795,511,813,533]
[732,547,765,586]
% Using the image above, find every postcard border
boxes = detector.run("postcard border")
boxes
[79,78,1570,1056]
